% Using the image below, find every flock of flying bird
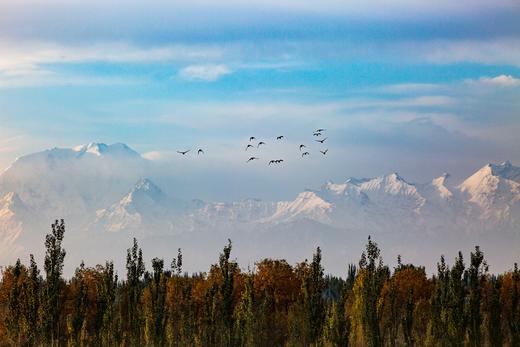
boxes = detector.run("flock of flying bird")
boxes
[176,128,328,166]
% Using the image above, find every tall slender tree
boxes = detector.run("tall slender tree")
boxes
[219,239,236,346]
[125,238,145,346]
[43,219,67,347]
[97,261,118,346]
[358,236,388,347]
[24,254,41,346]
[466,246,487,347]
[510,263,520,347]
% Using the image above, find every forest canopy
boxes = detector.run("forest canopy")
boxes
[0,220,519,346]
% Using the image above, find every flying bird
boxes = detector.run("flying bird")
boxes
[268,160,276,166]
[177,150,190,155]
[249,136,256,142]
[315,137,328,144]
[320,149,328,155]
[247,157,260,162]
[276,136,284,140]
[257,141,266,148]
[245,144,255,151]
[197,149,204,155]
[313,132,322,137]
[302,152,310,157]
[275,159,284,163]
[315,128,326,133]
[299,144,306,151]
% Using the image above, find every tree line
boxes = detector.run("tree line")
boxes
[0,220,519,346]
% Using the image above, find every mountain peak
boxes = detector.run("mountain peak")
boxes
[74,142,140,158]
[490,160,520,182]
[117,178,166,208]
[458,161,520,210]
[429,173,453,200]
[462,161,520,187]
[432,172,450,185]
[133,178,162,194]
[388,172,404,181]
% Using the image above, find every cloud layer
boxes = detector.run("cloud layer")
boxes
[0,0,519,200]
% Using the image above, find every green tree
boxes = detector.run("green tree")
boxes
[427,255,450,346]
[125,238,145,346]
[358,236,388,347]
[97,261,118,346]
[42,219,67,347]
[447,252,466,347]
[234,274,255,347]
[23,254,41,346]
[149,258,167,346]
[305,247,325,344]
[510,263,520,347]
[466,246,487,347]
[70,262,88,346]
[219,239,237,346]
[5,259,26,346]
[486,275,503,347]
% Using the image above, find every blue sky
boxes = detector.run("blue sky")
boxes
[1,0,519,200]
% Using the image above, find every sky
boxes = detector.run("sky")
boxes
[1,0,520,200]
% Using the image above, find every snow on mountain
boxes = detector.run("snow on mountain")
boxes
[458,161,520,221]
[415,173,456,211]
[0,142,148,224]
[0,192,29,257]
[94,178,174,234]
[267,163,520,234]
[73,142,141,158]
[269,191,334,224]
[268,173,425,229]
[0,143,519,274]
[357,173,425,212]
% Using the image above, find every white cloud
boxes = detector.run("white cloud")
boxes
[142,151,170,161]
[178,64,232,82]
[416,39,520,67]
[477,74,520,87]
[0,40,226,87]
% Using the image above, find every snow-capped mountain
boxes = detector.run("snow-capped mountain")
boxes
[0,192,29,257]
[0,142,148,225]
[458,161,520,223]
[266,164,520,234]
[93,178,174,234]
[0,143,519,275]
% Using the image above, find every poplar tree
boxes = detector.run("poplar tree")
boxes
[219,239,236,346]
[71,262,88,346]
[234,274,255,347]
[5,259,26,345]
[447,252,465,347]
[486,275,503,347]
[24,254,41,346]
[466,246,486,347]
[126,238,145,346]
[150,258,167,346]
[427,255,450,346]
[358,236,388,347]
[510,263,520,347]
[43,219,67,347]
[97,261,118,346]
[305,247,325,344]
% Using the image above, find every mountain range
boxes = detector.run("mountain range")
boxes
[0,143,519,275]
